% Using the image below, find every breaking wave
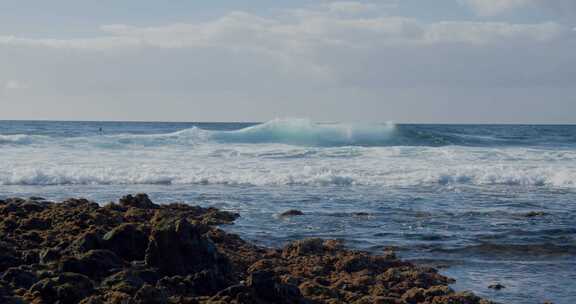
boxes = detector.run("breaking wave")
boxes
[0,119,397,148]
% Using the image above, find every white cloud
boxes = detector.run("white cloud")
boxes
[323,1,379,14]
[461,0,576,17]
[0,8,568,53]
[460,0,534,16]
[0,1,574,99]
[3,80,29,90]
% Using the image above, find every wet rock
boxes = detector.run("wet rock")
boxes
[28,272,94,304]
[145,218,225,276]
[523,211,548,218]
[102,223,149,261]
[488,283,506,290]
[119,193,159,209]
[279,209,305,217]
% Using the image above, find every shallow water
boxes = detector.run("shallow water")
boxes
[1,120,575,303]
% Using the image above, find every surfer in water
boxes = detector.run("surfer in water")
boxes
[98,127,103,135]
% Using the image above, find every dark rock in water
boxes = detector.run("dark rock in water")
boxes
[145,218,225,276]
[102,223,149,261]
[352,212,371,217]
[1,267,38,289]
[279,209,305,217]
[488,283,506,290]
[28,272,94,304]
[523,211,548,218]
[119,193,159,209]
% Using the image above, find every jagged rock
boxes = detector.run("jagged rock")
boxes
[102,223,149,261]
[119,193,159,209]
[28,272,94,304]
[145,218,225,276]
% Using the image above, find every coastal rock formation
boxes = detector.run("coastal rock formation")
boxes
[0,194,494,304]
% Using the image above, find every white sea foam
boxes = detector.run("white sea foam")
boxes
[1,144,574,188]
[1,120,575,189]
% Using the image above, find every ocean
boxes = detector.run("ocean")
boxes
[0,119,575,303]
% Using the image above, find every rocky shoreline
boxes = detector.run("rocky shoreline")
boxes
[0,194,493,304]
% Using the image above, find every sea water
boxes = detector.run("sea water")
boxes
[0,119,575,303]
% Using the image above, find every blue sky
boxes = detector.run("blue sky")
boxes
[1,0,575,123]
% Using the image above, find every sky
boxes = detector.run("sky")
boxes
[0,0,575,123]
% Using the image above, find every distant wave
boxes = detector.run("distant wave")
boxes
[0,119,397,148]
[1,119,575,148]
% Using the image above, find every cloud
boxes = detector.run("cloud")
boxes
[3,80,29,90]
[460,0,576,17]
[0,2,574,94]
[323,1,380,14]
[0,8,569,53]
